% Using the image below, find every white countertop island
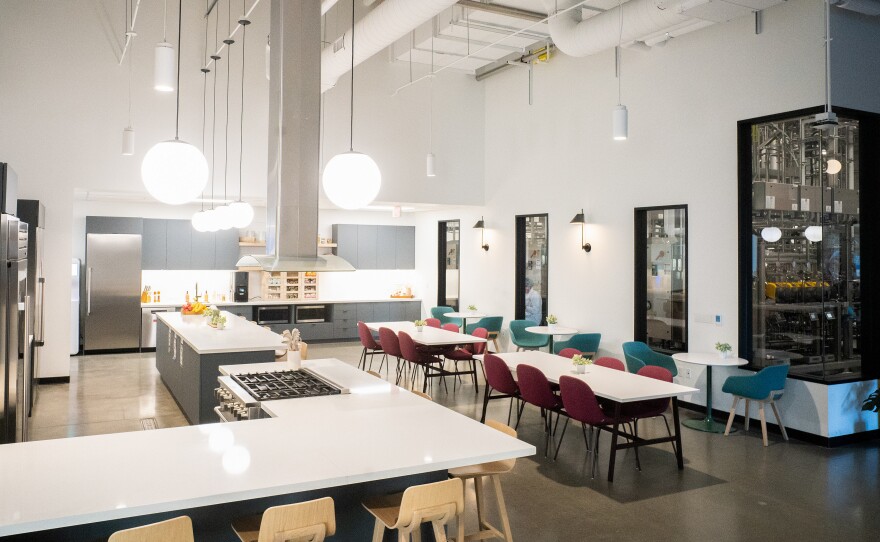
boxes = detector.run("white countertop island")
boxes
[157,311,284,355]
[0,359,534,538]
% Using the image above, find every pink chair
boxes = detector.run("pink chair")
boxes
[425,318,441,328]
[398,331,444,393]
[357,321,383,371]
[623,366,676,469]
[482,354,523,427]
[378,327,403,383]
[441,323,459,333]
[594,357,626,371]
[558,348,581,359]
[445,328,488,393]
[516,364,566,457]
[556,376,632,477]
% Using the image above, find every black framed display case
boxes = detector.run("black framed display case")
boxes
[738,105,880,383]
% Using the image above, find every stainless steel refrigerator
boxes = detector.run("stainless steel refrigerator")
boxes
[17,200,44,415]
[1,214,29,444]
[83,234,142,352]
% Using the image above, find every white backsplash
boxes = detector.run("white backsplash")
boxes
[141,270,235,305]
[315,270,421,301]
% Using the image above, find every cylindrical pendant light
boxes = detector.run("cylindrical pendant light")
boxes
[426,153,436,177]
[154,0,174,92]
[122,127,135,155]
[142,0,209,205]
[612,105,628,141]
[122,6,136,156]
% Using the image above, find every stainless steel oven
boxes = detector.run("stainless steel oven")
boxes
[295,304,327,323]
[255,305,291,325]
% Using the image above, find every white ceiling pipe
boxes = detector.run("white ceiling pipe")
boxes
[322,0,339,15]
[831,0,880,16]
[541,0,690,58]
[321,0,459,91]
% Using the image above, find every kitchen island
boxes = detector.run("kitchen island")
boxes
[155,312,285,424]
[0,359,534,540]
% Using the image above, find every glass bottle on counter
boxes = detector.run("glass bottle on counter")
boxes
[185,291,190,303]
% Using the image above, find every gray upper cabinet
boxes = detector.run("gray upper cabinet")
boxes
[357,225,378,269]
[165,220,192,270]
[142,219,167,270]
[332,224,359,268]
[86,216,143,235]
[395,227,415,269]
[215,228,240,269]
[332,224,415,270]
[190,229,215,270]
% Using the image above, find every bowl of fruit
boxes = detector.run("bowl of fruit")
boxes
[181,302,207,320]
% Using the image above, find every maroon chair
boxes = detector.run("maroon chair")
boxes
[623,366,676,469]
[556,376,632,477]
[594,357,626,371]
[445,328,488,393]
[425,318,442,328]
[558,348,581,359]
[398,331,444,393]
[481,354,523,427]
[378,327,403,383]
[516,364,567,457]
[357,321,383,371]
[441,323,459,333]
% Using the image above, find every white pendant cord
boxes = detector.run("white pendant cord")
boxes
[163,0,168,42]
[238,0,247,204]
[223,0,233,206]
[824,0,831,114]
[200,0,211,212]
[349,0,355,152]
[429,24,434,155]
[127,0,133,128]
[617,0,622,106]
[210,12,220,210]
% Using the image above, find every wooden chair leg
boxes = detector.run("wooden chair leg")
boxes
[412,526,423,542]
[724,397,740,436]
[759,404,768,446]
[371,518,386,542]
[770,400,789,441]
[492,475,513,542]
[474,476,487,530]
[744,400,751,431]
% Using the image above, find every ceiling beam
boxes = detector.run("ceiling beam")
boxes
[457,0,546,22]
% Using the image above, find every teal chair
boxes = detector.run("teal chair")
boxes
[621,341,678,377]
[430,306,461,327]
[722,364,789,446]
[509,320,549,351]
[554,333,601,356]
[466,316,504,352]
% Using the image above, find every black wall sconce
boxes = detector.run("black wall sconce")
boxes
[473,216,489,251]
[570,209,591,252]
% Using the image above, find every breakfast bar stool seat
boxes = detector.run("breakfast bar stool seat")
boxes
[448,420,517,542]
[108,516,194,542]
[231,497,336,542]
[363,478,465,542]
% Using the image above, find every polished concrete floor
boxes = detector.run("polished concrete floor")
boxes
[32,343,880,541]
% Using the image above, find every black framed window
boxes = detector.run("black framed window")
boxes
[738,106,880,383]
[634,206,688,353]
[515,214,548,325]
[437,220,460,311]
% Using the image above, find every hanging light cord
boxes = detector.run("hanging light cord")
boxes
[127,0,133,127]
[211,11,220,209]
[617,0,622,106]
[163,0,168,41]
[824,0,831,114]
[174,0,182,139]
[238,0,247,203]
[200,0,211,212]
[349,0,355,152]
[429,25,434,153]
[223,0,232,203]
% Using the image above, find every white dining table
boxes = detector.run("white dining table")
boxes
[489,351,698,482]
[365,321,486,346]
[672,352,748,433]
[445,311,487,332]
[524,325,578,353]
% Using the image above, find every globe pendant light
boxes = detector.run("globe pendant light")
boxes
[761,227,782,243]
[142,0,208,205]
[322,0,381,209]
[826,158,842,174]
[229,8,254,229]
[154,0,175,92]
[804,225,823,243]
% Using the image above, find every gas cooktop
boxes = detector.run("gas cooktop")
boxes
[231,370,342,401]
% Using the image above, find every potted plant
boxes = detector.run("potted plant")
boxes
[715,342,733,359]
[571,354,592,374]
[414,319,427,332]
[213,314,227,330]
[284,329,303,370]
[467,305,478,313]
[546,314,558,330]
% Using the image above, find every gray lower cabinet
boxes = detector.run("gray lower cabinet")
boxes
[373,303,391,322]
[297,322,335,341]
[218,305,253,320]
[356,303,374,323]
[405,301,421,321]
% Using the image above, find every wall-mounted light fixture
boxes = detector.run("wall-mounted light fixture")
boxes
[473,217,489,251]
[570,209,592,252]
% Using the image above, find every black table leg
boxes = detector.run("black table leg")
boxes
[672,397,684,470]
[607,402,622,482]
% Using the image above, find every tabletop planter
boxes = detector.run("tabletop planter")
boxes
[414,320,427,332]
[546,314,558,331]
[572,354,592,374]
[715,342,732,359]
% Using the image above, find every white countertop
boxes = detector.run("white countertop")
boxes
[157,312,285,355]
[0,359,534,536]
[143,298,422,309]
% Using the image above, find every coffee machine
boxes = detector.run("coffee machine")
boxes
[234,272,249,302]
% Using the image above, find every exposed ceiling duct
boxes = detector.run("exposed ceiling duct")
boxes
[831,0,880,16]
[321,0,461,91]
[243,0,354,272]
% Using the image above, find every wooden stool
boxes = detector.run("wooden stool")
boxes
[448,420,516,541]
[108,516,193,542]
[231,497,335,542]
[362,478,464,542]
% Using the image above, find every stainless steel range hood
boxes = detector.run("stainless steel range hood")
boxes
[241,0,354,272]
